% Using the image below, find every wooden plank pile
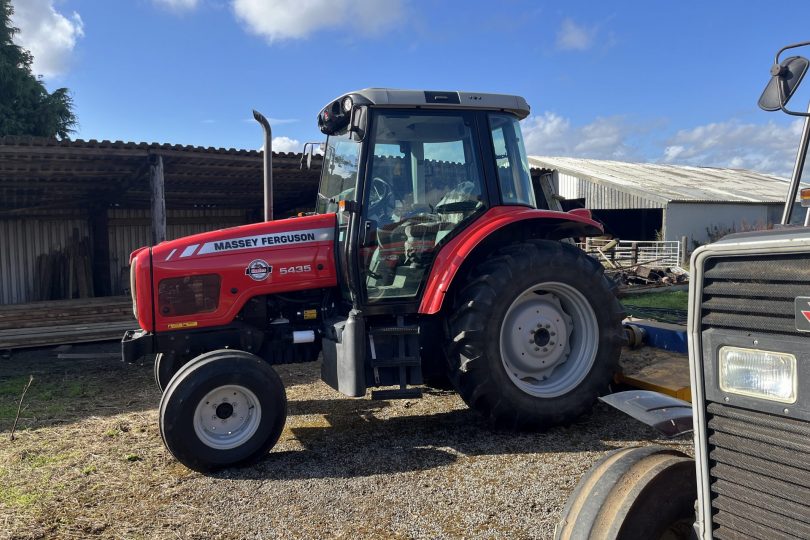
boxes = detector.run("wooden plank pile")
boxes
[0,296,135,350]
[32,228,95,301]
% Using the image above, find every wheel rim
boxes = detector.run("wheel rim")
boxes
[193,385,262,450]
[499,281,599,398]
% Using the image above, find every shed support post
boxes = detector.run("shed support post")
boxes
[150,154,167,245]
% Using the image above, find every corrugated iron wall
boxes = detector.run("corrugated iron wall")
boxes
[0,209,250,304]
[0,213,90,304]
[555,172,663,210]
[107,208,249,294]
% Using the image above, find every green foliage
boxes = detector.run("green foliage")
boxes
[622,290,688,311]
[0,0,77,139]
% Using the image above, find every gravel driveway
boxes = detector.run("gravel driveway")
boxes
[0,343,691,539]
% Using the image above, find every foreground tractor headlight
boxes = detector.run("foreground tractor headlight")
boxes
[719,346,797,403]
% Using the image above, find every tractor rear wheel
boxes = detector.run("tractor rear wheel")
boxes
[159,349,287,472]
[554,446,697,540]
[446,240,624,429]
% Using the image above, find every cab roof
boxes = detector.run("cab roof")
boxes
[328,88,531,120]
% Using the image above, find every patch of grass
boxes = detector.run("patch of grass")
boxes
[622,290,688,311]
[124,454,141,462]
[104,428,120,438]
[0,485,40,508]
[81,465,97,476]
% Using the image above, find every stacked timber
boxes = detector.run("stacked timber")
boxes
[32,229,95,301]
[0,296,135,350]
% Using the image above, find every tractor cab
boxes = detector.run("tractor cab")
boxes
[315,89,535,308]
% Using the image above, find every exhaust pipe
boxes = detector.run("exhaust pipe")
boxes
[252,110,273,221]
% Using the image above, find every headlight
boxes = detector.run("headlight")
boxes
[719,346,797,403]
[130,257,138,319]
[342,96,353,113]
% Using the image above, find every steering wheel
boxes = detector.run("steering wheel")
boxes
[368,176,393,210]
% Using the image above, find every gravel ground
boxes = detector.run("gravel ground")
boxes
[0,343,692,540]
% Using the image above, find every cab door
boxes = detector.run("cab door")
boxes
[357,109,489,308]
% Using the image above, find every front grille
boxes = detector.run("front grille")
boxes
[706,402,810,539]
[701,254,810,336]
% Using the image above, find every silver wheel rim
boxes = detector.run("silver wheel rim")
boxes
[193,385,262,450]
[499,281,599,398]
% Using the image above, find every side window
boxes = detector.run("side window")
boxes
[362,112,485,302]
[490,113,536,207]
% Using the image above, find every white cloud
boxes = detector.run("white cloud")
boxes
[522,112,639,160]
[662,119,802,177]
[556,18,595,51]
[11,0,84,78]
[231,0,403,42]
[271,136,302,153]
[152,0,200,11]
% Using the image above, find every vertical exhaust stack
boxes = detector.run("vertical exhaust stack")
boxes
[253,110,273,221]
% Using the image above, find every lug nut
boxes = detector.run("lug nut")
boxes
[534,347,540,351]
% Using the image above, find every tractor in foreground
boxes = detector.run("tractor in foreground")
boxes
[555,42,810,540]
[122,89,624,472]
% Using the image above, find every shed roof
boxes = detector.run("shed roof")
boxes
[528,156,802,205]
[0,137,322,216]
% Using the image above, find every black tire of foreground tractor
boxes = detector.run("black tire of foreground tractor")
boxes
[554,446,697,540]
[446,240,624,429]
[154,353,182,393]
[159,349,287,472]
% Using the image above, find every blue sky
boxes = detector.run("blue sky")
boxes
[12,0,810,176]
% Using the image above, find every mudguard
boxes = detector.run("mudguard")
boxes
[600,390,693,437]
[418,206,603,314]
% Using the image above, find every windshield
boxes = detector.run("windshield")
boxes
[316,130,361,214]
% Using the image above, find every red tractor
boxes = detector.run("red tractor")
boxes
[122,89,624,471]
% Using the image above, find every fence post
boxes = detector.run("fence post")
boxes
[680,236,688,266]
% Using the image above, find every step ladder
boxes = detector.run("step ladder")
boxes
[369,316,422,400]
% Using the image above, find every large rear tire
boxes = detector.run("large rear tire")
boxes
[555,446,697,540]
[159,349,287,472]
[446,240,624,429]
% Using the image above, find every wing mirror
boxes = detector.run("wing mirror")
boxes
[759,42,810,116]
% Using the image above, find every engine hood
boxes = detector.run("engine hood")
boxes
[142,213,338,333]
[151,213,336,262]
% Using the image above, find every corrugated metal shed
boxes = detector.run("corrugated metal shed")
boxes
[529,156,801,210]
[0,137,324,304]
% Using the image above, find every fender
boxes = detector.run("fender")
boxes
[418,206,603,314]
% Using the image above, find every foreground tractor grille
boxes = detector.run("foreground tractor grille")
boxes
[706,402,810,539]
[701,254,810,336]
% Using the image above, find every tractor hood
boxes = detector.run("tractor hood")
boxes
[140,213,338,333]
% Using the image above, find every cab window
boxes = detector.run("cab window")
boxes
[361,111,485,302]
[490,113,536,207]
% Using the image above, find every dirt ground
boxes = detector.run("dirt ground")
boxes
[0,343,691,540]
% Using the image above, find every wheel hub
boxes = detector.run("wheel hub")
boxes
[499,282,599,398]
[193,385,262,450]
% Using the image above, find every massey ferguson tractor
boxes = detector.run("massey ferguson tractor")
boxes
[555,42,810,540]
[122,89,624,472]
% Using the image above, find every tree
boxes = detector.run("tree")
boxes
[0,0,76,139]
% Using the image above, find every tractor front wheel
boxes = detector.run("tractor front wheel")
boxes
[554,446,697,540]
[446,240,624,429]
[159,349,287,472]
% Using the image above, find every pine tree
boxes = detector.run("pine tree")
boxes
[0,0,77,139]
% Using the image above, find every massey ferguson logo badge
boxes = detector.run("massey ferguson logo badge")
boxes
[245,259,272,281]
[795,297,810,332]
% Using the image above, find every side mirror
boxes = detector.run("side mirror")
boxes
[300,142,323,170]
[349,106,368,141]
[759,55,809,112]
